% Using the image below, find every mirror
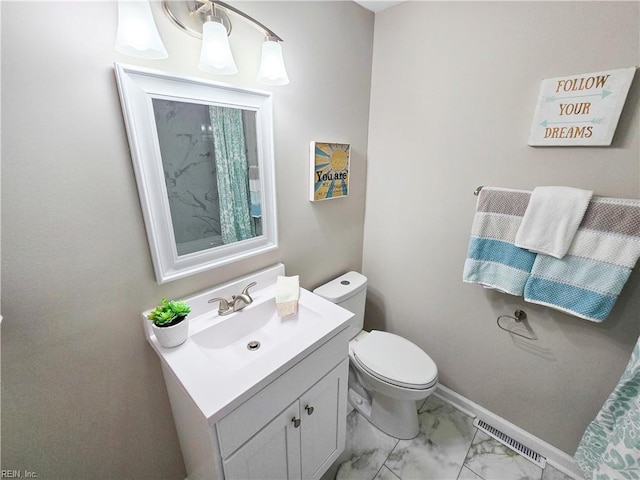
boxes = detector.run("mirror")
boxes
[115,63,277,283]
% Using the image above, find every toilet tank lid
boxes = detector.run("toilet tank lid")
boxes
[313,271,368,303]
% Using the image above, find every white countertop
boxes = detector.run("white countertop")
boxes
[143,265,353,424]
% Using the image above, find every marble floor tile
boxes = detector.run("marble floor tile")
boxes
[541,464,578,480]
[334,410,399,480]
[463,431,543,480]
[384,396,476,480]
[458,466,484,480]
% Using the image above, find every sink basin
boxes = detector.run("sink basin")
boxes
[191,298,323,371]
[192,300,278,349]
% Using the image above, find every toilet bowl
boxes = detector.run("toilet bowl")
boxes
[313,272,438,440]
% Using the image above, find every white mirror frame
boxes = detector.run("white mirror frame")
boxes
[114,63,278,283]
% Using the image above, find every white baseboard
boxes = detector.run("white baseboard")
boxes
[434,384,585,480]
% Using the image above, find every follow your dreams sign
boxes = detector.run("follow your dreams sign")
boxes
[528,67,635,146]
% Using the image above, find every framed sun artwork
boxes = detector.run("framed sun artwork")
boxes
[309,141,351,202]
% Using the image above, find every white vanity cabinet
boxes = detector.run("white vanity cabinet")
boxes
[162,327,350,480]
[222,359,348,480]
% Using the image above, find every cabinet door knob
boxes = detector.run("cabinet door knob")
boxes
[292,417,301,428]
[304,405,314,415]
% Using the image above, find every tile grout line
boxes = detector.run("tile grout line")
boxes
[461,428,487,480]
[376,463,402,480]
[379,437,400,480]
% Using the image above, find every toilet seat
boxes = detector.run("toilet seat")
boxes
[350,330,438,390]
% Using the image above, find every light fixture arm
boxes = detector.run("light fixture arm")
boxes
[162,1,282,42]
[208,1,283,41]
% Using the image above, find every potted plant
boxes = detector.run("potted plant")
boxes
[147,298,191,348]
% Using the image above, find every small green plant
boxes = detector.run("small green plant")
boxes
[147,298,191,327]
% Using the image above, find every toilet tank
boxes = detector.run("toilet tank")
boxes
[313,271,367,340]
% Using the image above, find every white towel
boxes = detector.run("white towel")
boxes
[276,275,299,317]
[515,186,592,259]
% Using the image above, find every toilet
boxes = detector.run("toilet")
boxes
[314,271,438,440]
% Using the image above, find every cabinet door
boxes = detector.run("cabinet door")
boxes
[300,359,349,480]
[223,401,302,480]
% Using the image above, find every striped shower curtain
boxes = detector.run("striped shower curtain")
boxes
[209,105,255,244]
[574,335,640,479]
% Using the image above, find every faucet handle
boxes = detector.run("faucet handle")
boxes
[208,297,231,314]
[241,282,257,296]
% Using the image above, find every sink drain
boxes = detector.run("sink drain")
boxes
[247,340,261,351]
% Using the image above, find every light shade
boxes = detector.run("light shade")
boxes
[257,38,289,86]
[198,20,238,75]
[115,0,168,59]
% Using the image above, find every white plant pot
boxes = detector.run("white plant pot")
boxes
[152,317,189,348]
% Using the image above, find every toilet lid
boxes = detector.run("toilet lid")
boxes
[351,331,438,389]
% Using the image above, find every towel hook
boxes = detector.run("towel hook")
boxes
[474,186,484,196]
[497,310,537,340]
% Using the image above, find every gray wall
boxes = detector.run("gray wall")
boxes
[363,1,639,455]
[1,2,373,478]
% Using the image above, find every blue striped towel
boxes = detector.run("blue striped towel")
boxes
[248,165,262,218]
[463,187,537,295]
[524,196,640,322]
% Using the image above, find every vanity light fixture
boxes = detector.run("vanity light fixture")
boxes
[115,0,168,59]
[115,0,289,85]
[257,36,290,86]
[198,12,238,75]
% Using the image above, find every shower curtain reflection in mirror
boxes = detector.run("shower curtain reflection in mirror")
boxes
[152,100,262,256]
[115,63,277,283]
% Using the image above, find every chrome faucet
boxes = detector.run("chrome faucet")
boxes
[208,282,257,316]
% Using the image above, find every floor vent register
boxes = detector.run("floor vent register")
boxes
[473,418,547,468]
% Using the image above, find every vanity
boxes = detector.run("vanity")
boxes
[143,264,353,480]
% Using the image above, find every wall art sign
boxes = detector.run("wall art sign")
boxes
[528,67,635,146]
[309,141,350,201]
